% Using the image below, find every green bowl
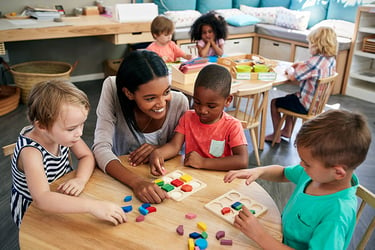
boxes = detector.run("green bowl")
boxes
[236,65,252,72]
[253,64,269,72]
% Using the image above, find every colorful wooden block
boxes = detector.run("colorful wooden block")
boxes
[189,232,201,239]
[138,206,149,215]
[188,238,195,250]
[176,225,184,235]
[154,179,164,186]
[231,201,243,211]
[216,230,225,240]
[181,184,193,192]
[161,183,174,192]
[180,173,193,182]
[141,203,150,208]
[121,205,133,213]
[171,178,184,187]
[201,231,208,239]
[123,195,132,202]
[135,215,145,222]
[185,213,197,219]
[146,206,157,213]
[221,207,231,215]
[220,239,233,245]
[197,221,207,231]
[195,238,208,249]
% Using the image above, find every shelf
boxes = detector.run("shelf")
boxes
[358,27,375,34]
[350,71,375,83]
[354,50,375,59]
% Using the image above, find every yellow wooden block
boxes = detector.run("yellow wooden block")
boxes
[180,174,192,182]
[188,238,194,250]
[197,221,207,231]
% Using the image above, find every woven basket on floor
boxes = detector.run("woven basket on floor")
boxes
[0,85,20,116]
[10,61,73,104]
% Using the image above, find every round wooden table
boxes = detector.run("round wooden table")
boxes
[19,155,282,249]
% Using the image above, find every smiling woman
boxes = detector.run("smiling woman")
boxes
[92,50,189,204]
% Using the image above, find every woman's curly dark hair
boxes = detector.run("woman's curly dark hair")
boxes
[189,11,228,42]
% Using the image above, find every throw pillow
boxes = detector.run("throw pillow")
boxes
[233,0,260,9]
[153,0,196,14]
[215,8,244,19]
[275,8,311,30]
[311,19,355,39]
[326,0,362,23]
[164,10,201,28]
[197,0,232,14]
[260,0,290,8]
[240,5,281,24]
[289,0,329,28]
[226,14,261,27]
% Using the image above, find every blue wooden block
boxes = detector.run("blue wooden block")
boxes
[195,238,208,249]
[231,201,243,211]
[122,205,133,213]
[141,203,151,208]
[123,195,132,202]
[189,232,201,239]
[138,206,149,215]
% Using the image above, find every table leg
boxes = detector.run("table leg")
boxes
[259,91,269,150]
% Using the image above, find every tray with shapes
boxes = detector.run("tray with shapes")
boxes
[154,170,207,201]
[205,189,268,224]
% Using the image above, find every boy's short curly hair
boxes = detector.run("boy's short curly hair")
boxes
[189,11,228,42]
[194,64,232,98]
[308,26,338,57]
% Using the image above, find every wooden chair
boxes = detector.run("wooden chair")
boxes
[2,143,16,157]
[355,184,375,250]
[227,84,272,166]
[271,73,339,146]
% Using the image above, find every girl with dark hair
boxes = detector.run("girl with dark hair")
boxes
[190,11,228,57]
[93,50,189,203]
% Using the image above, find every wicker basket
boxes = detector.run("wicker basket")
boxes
[0,85,20,116]
[10,61,73,104]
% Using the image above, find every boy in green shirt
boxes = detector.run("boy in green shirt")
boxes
[224,109,371,249]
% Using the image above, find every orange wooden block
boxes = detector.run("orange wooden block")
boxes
[181,184,192,192]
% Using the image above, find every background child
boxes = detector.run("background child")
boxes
[11,80,127,228]
[146,15,192,63]
[224,109,371,249]
[149,64,248,176]
[265,26,337,144]
[190,11,228,57]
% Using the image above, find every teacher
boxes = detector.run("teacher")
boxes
[92,50,189,203]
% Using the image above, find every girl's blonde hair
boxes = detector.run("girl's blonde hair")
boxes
[27,80,90,129]
[308,26,337,57]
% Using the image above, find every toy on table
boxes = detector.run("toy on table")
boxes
[154,170,207,201]
[205,189,267,224]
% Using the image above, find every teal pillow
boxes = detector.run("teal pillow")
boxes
[326,0,362,23]
[260,0,290,8]
[153,0,196,14]
[226,14,260,26]
[289,0,329,28]
[232,0,260,8]
[197,0,232,13]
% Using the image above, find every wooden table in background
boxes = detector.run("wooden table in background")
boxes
[19,155,282,249]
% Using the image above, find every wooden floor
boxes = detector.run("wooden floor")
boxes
[0,80,374,249]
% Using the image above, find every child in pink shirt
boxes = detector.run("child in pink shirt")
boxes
[149,64,248,175]
[146,15,192,63]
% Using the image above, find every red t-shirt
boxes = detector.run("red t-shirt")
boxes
[175,110,247,158]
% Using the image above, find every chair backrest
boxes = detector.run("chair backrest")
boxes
[232,84,272,129]
[355,184,375,250]
[2,143,16,157]
[307,73,338,116]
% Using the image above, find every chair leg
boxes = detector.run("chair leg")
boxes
[272,114,287,147]
[250,128,261,166]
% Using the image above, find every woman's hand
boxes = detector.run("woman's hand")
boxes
[128,143,158,166]
[133,180,169,204]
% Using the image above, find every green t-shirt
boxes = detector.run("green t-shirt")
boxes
[282,165,358,250]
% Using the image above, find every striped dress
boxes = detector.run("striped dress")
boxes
[10,126,73,228]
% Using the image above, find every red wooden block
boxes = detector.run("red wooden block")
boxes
[181,184,193,192]
[146,206,157,213]
[221,207,231,215]
[136,215,145,222]
[171,179,184,187]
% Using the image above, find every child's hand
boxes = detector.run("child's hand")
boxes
[129,143,157,166]
[223,169,261,185]
[133,180,169,204]
[57,177,87,196]
[89,200,127,226]
[149,150,166,176]
[184,151,204,168]
[234,205,266,240]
